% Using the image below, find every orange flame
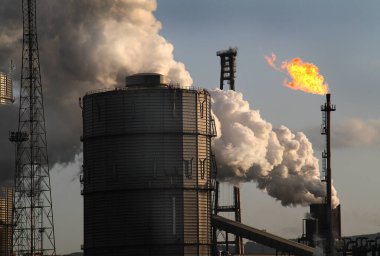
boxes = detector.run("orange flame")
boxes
[265,53,329,95]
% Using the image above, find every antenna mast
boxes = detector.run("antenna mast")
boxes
[10,0,56,255]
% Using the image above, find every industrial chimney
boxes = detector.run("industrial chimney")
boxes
[81,73,216,256]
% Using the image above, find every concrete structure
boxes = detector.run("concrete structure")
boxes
[0,72,13,105]
[81,73,216,256]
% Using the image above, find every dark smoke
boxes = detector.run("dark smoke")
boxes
[0,0,192,185]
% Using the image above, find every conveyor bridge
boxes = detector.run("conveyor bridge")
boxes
[212,215,314,256]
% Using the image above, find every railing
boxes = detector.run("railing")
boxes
[85,85,209,96]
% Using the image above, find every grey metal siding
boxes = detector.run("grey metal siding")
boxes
[82,87,213,256]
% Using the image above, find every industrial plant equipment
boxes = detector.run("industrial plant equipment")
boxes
[217,48,237,90]
[214,48,243,255]
[81,73,216,256]
[321,93,340,255]
[299,93,341,255]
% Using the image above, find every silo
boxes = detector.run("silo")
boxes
[81,73,215,256]
[0,72,13,105]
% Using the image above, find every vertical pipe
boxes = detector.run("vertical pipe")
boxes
[326,94,332,214]
[213,181,219,254]
[220,59,224,90]
[229,56,235,91]
[172,197,176,236]
[325,93,334,255]
[226,231,229,253]
[196,92,200,255]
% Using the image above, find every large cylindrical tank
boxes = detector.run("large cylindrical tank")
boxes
[81,73,215,256]
[0,72,13,105]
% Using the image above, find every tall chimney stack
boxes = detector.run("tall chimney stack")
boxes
[321,93,336,255]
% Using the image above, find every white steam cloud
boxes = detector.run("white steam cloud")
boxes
[211,89,339,207]
[79,0,193,87]
[39,0,193,89]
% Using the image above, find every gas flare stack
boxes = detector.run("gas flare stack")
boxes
[299,93,341,255]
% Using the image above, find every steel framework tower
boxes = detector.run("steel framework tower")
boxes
[9,0,56,255]
[321,93,336,255]
[217,48,237,90]
[213,48,243,255]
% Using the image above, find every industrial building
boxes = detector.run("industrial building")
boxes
[0,185,13,256]
[81,73,216,255]
[299,204,341,248]
[0,71,13,105]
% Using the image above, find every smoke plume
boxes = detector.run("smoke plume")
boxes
[211,89,339,207]
[0,1,340,209]
[0,0,192,185]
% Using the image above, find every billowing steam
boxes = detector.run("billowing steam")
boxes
[211,89,339,207]
[37,0,193,89]
[0,0,340,208]
[0,0,192,184]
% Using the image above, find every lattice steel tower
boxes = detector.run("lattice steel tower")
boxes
[213,48,243,255]
[10,0,56,255]
[216,48,237,90]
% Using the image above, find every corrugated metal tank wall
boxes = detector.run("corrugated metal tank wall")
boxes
[81,74,214,256]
